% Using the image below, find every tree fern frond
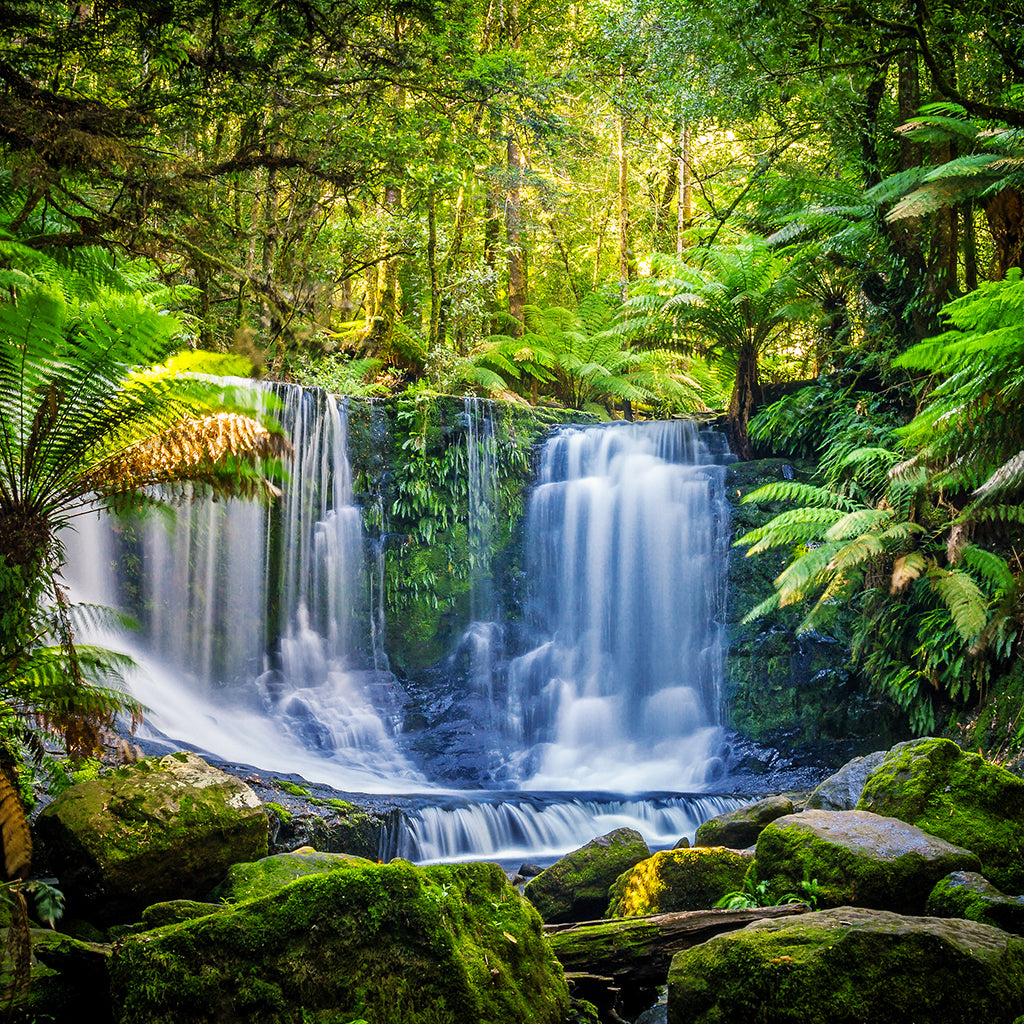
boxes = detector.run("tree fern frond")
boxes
[928,568,988,642]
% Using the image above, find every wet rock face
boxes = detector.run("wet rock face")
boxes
[693,795,794,848]
[111,860,570,1024]
[926,870,1024,934]
[524,828,651,924]
[667,907,1024,1024]
[856,736,1024,892]
[35,751,268,924]
[752,808,980,913]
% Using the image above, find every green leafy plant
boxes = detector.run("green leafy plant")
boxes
[612,237,799,455]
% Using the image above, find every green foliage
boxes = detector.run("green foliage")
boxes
[467,294,703,415]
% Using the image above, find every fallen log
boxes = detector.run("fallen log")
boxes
[546,904,809,987]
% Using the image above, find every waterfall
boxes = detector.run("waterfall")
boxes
[506,420,731,792]
[66,391,739,856]
[68,382,421,792]
[382,793,744,865]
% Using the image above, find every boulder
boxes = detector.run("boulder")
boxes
[25,928,113,1024]
[693,795,794,848]
[213,848,373,903]
[667,907,1024,1024]
[607,847,754,917]
[524,828,649,924]
[926,870,1024,934]
[140,901,226,930]
[110,860,569,1024]
[34,751,268,924]
[805,748,891,810]
[752,809,980,913]
[856,737,1024,891]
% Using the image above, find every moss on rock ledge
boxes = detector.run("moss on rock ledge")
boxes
[606,847,754,917]
[667,907,1024,1024]
[856,737,1024,892]
[524,828,650,924]
[35,751,268,924]
[111,860,568,1024]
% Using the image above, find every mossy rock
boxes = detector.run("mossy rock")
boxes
[524,828,650,924]
[606,847,754,917]
[667,907,1024,1024]
[752,809,980,913]
[693,796,794,848]
[806,748,891,810]
[34,751,268,924]
[25,928,112,1024]
[926,870,1024,934]
[110,860,569,1024]
[856,737,1024,892]
[213,848,374,903]
[140,900,227,929]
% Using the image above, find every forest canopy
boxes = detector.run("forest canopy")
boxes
[2,0,1024,752]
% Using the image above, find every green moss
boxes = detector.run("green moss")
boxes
[111,861,569,1024]
[607,848,753,917]
[275,781,311,798]
[856,738,1024,891]
[525,829,650,924]
[264,802,292,823]
[926,871,1024,933]
[141,900,227,929]
[751,810,980,913]
[666,908,1024,1024]
[214,850,375,903]
[34,752,269,924]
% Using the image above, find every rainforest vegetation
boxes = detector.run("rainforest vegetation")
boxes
[1,0,1024,806]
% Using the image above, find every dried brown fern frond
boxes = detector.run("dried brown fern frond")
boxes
[0,772,30,883]
[81,412,291,498]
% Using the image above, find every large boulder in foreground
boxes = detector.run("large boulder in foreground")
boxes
[667,907,1024,1024]
[607,847,754,917]
[35,751,268,923]
[525,828,650,924]
[693,795,794,848]
[752,809,979,913]
[926,870,1024,934]
[857,737,1024,891]
[111,860,569,1024]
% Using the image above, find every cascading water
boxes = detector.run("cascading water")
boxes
[68,382,421,792]
[505,420,731,791]
[67,389,742,859]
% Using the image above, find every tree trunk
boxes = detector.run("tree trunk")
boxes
[985,187,1024,279]
[546,905,809,1014]
[677,119,692,254]
[617,73,633,421]
[507,135,526,337]
[727,342,761,460]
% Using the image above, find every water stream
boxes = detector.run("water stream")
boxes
[66,384,739,861]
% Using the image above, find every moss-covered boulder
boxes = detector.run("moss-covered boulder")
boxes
[805,748,891,810]
[926,870,1024,934]
[666,907,1024,1024]
[140,900,227,929]
[25,928,113,1024]
[110,859,569,1024]
[214,847,374,902]
[524,828,650,924]
[35,751,268,924]
[752,809,980,913]
[606,847,754,917]
[856,737,1024,891]
[693,796,794,848]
